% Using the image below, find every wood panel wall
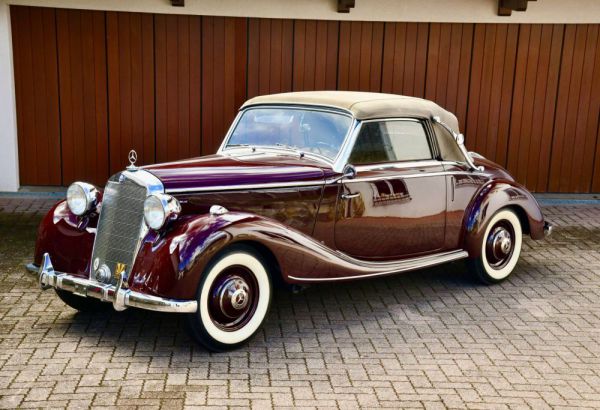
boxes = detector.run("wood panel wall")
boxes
[56,9,108,185]
[106,12,155,174]
[10,6,600,193]
[11,7,61,186]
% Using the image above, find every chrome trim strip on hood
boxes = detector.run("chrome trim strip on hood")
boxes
[165,180,326,194]
[164,170,491,194]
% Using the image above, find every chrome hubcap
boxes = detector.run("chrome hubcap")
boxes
[492,228,512,259]
[209,267,258,331]
[218,276,250,316]
[486,222,515,269]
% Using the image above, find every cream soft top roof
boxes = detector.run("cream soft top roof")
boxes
[242,91,459,131]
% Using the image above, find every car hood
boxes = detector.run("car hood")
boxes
[142,152,335,192]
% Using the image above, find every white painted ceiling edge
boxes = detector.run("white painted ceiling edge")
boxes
[4,0,600,24]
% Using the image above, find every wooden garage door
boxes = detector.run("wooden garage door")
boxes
[11,6,600,192]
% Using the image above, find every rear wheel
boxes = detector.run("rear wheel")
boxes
[186,244,272,352]
[467,208,522,284]
[55,289,111,312]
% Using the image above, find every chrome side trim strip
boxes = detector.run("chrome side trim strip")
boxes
[37,253,197,314]
[328,170,492,184]
[354,160,442,172]
[288,250,469,282]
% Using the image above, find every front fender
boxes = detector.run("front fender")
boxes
[462,180,546,258]
[129,212,261,300]
[33,200,97,277]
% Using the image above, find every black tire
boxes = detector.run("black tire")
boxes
[54,289,112,312]
[186,244,273,352]
[467,208,523,285]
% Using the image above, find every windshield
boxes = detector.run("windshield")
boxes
[225,107,353,160]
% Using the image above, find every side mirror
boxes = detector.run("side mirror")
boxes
[342,164,357,180]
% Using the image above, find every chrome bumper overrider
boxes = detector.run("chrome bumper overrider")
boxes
[544,221,553,237]
[32,253,198,314]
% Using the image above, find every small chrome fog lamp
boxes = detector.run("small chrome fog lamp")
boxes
[143,193,181,230]
[66,182,99,216]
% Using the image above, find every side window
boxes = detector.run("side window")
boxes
[349,120,432,165]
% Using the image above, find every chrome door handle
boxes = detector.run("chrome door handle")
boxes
[341,192,360,200]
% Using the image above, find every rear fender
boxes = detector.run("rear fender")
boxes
[462,180,545,258]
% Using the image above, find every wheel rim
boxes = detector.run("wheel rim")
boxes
[207,265,259,332]
[485,221,515,270]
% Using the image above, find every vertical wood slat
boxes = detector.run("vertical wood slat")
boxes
[154,14,201,163]
[56,9,108,186]
[381,23,429,98]
[425,23,473,130]
[338,21,385,91]
[466,24,519,168]
[106,12,155,174]
[591,28,600,193]
[247,18,294,98]
[202,16,247,154]
[549,25,600,192]
[293,20,339,91]
[11,6,61,186]
[507,24,563,192]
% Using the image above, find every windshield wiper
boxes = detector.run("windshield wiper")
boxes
[275,143,298,150]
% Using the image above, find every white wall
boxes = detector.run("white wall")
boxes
[6,0,600,23]
[0,1,19,192]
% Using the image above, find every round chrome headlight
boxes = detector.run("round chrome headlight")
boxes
[66,182,98,216]
[143,193,181,230]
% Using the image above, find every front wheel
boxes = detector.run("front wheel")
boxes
[186,245,272,352]
[467,208,523,284]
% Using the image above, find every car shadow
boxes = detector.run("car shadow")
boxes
[53,255,547,356]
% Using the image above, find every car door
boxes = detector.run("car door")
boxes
[334,119,447,259]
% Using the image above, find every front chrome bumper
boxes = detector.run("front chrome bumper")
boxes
[30,253,197,314]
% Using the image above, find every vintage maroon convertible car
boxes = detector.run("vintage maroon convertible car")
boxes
[29,91,551,351]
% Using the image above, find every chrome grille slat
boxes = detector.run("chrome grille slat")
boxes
[91,177,148,284]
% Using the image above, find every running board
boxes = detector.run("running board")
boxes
[287,249,469,282]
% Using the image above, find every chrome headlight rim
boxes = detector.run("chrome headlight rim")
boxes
[66,182,99,216]
[143,193,181,230]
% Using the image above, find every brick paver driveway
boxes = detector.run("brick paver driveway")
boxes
[1,196,599,409]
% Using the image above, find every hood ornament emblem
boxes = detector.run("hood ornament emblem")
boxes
[127,149,138,170]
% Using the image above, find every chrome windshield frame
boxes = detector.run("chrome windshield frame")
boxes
[217,105,356,171]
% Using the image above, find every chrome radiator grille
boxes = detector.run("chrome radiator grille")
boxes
[91,177,147,284]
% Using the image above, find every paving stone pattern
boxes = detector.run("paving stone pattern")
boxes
[0,197,599,409]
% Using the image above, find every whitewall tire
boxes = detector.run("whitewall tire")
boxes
[186,244,272,351]
[468,209,523,284]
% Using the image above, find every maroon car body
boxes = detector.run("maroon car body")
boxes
[31,91,551,350]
